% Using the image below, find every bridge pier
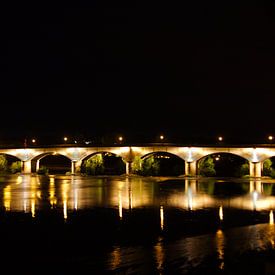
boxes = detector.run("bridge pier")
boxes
[71,160,76,175]
[35,159,40,172]
[22,160,32,173]
[249,162,261,178]
[126,161,132,175]
[70,160,81,175]
[185,161,197,176]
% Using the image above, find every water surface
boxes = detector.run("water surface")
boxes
[0,174,275,274]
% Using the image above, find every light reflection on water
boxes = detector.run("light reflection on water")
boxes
[1,175,275,218]
[1,175,275,272]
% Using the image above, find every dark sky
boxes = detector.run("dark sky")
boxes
[1,1,275,144]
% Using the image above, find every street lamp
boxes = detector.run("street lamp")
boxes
[268,135,274,141]
[118,136,123,143]
[64,136,68,143]
[31,139,36,144]
[160,135,164,141]
[218,136,223,142]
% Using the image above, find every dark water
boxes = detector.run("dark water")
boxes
[0,174,275,274]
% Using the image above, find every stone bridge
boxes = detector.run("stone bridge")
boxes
[1,144,275,177]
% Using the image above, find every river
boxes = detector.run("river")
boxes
[0,174,275,274]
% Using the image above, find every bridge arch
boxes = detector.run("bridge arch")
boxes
[197,152,249,177]
[32,152,72,174]
[81,151,126,175]
[0,153,22,174]
[135,151,185,176]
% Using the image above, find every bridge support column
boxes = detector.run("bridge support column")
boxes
[185,161,197,176]
[35,159,40,173]
[22,160,31,174]
[126,161,132,175]
[249,162,261,178]
[71,160,76,175]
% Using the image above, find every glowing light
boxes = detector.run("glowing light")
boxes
[31,199,35,218]
[31,139,36,143]
[63,201,67,221]
[253,190,258,201]
[252,190,258,210]
[74,189,78,210]
[218,136,223,141]
[119,147,130,153]
[49,178,56,207]
[270,210,274,225]
[160,135,164,140]
[215,157,220,161]
[64,137,68,142]
[252,148,259,162]
[118,136,123,142]
[62,182,69,220]
[268,136,274,141]
[160,205,164,230]
[118,191,123,219]
[187,187,193,210]
[16,176,22,185]
[23,200,27,212]
[187,147,193,162]
[219,206,223,221]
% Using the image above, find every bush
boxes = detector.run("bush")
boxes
[270,169,275,179]
[37,166,49,175]
[263,159,273,176]
[239,163,249,177]
[10,161,22,174]
[198,156,216,177]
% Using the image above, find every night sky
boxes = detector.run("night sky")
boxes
[1,1,275,145]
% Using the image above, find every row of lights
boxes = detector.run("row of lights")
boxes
[217,136,275,142]
[26,135,275,145]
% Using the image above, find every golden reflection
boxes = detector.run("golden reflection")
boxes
[3,185,11,211]
[110,246,121,270]
[23,200,27,212]
[187,187,193,210]
[74,189,78,210]
[63,201,67,221]
[128,186,133,210]
[126,178,132,210]
[49,181,56,207]
[256,181,262,194]
[270,210,274,225]
[160,205,164,230]
[36,190,41,199]
[61,182,69,221]
[154,237,164,273]
[118,191,123,219]
[50,176,55,184]
[267,223,275,248]
[31,199,35,218]
[216,229,225,270]
[16,176,22,185]
[219,206,223,221]
[249,180,255,193]
[249,180,262,194]
[252,191,258,210]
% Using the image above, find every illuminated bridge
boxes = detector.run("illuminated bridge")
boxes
[2,144,275,177]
